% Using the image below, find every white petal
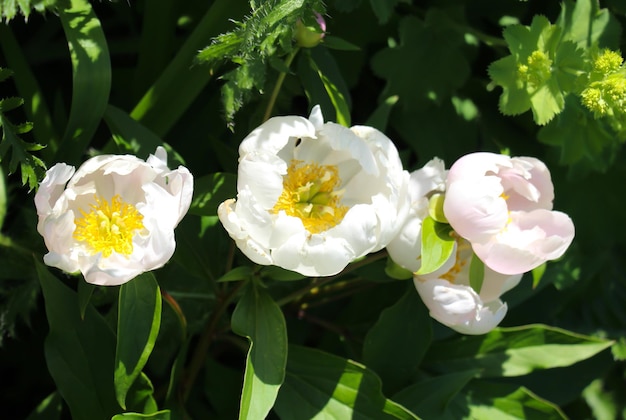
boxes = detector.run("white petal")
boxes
[239,116,317,157]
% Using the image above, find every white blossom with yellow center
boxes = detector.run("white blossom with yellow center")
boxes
[218,105,410,277]
[35,147,193,286]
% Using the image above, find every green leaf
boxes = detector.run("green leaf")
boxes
[231,282,288,420]
[188,172,237,216]
[363,284,432,393]
[469,252,485,294]
[115,273,162,409]
[0,96,24,112]
[111,410,170,420]
[415,216,455,276]
[392,370,480,419]
[424,324,614,378]
[36,260,120,420]
[531,263,547,289]
[366,95,399,132]
[217,266,255,283]
[77,280,95,320]
[103,105,168,158]
[369,0,410,24]
[259,265,306,282]
[25,391,63,420]
[0,0,69,21]
[558,0,620,49]
[372,11,470,112]
[273,345,419,419]
[307,47,352,126]
[462,380,567,419]
[321,35,360,51]
[55,0,111,165]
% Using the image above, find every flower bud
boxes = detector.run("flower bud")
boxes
[295,12,326,48]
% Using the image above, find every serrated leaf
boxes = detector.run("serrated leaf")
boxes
[231,282,287,420]
[372,11,470,111]
[115,273,162,409]
[424,324,614,378]
[0,96,24,112]
[415,216,455,276]
[273,345,419,419]
[363,284,432,393]
[0,0,70,22]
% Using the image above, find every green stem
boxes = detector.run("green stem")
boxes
[262,47,300,122]
[180,280,245,403]
[276,250,388,307]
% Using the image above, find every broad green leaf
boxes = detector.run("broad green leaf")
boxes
[188,172,237,216]
[369,0,410,24]
[115,273,162,409]
[363,284,432,393]
[36,260,119,420]
[231,282,287,420]
[384,257,413,280]
[469,252,484,294]
[424,324,614,378]
[111,410,170,420]
[558,0,620,49]
[415,216,455,276]
[462,380,567,419]
[55,0,111,165]
[366,95,399,132]
[372,11,470,112]
[273,345,419,419]
[0,169,5,230]
[531,263,547,289]
[124,372,158,414]
[392,370,480,419]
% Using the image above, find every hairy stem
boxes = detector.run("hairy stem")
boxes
[262,47,300,122]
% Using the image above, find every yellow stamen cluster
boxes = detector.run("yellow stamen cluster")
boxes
[593,49,623,75]
[518,50,552,88]
[73,195,144,257]
[272,160,348,234]
[441,241,472,283]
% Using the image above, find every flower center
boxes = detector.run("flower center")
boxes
[73,195,144,257]
[272,160,348,234]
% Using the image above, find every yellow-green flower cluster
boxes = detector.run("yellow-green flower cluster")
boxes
[580,49,626,135]
[517,50,553,89]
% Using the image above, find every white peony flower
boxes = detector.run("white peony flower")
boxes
[386,158,447,272]
[34,147,193,286]
[218,105,410,277]
[414,239,522,335]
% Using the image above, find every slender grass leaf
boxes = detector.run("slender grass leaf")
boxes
[115,273,162,409]
[366,95,399,132]
[424,324,614,378]
[274,345,419,419]
[130,0,248,136]
[25,391,63,420]
[363,284,432,394]
[307,47,351,126]
[55,0,111,165]
[36,259,119,420]
[231,282,287,420]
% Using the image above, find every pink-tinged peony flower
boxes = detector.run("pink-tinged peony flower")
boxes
[34,147,193,286]
[218,105,410,277]
[414,239,523,335]
[386,158,447,272]
[443,152,574,275]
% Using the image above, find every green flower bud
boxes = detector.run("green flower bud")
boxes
[295,12,326,48]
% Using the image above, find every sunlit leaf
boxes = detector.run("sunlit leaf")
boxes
[274,345,418,419]
[231,282,287,419]
[415,216,455,276]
